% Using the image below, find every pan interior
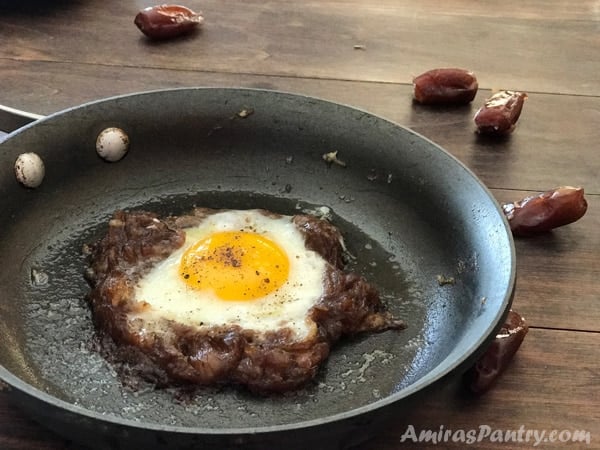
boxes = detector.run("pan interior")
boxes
[0,88,513,430]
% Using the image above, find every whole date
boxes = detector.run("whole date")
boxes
[503,186,587,236]
[413,68,478,105]
[134,5,204,40]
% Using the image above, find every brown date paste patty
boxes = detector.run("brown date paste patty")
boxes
[84,208,405,393]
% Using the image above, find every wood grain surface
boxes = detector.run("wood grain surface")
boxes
[0,1,598,449]
[1,1,598,95]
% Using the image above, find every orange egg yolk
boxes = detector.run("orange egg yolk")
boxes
[179,231,290,301]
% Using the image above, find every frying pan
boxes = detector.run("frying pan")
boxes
[0,88,515,449]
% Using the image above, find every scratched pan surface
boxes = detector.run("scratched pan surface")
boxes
[0,88,514,449]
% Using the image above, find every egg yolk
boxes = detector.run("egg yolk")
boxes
[179,231,290,301]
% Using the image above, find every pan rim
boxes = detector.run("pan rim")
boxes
[0,86,516,435]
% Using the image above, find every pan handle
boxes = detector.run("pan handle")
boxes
[0,105,45,142]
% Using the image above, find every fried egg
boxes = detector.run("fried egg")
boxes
[86,208,405,392]
[131,210,328,341]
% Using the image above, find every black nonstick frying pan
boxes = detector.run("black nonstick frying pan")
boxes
[0,88,515,449]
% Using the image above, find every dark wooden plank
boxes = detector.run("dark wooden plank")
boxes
[1,60,599,195]
[1,328,598,449]
[0,1,598,95]
[357,0,600,20]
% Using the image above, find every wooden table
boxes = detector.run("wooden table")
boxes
[0,1,598,448]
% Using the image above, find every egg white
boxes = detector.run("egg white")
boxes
[131,210,328,340]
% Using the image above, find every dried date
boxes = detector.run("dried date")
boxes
[134,5,204,40]
[413,68,478,105]
[503,186,588,236]
[474,90,527,135]
[465,309,528,394]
